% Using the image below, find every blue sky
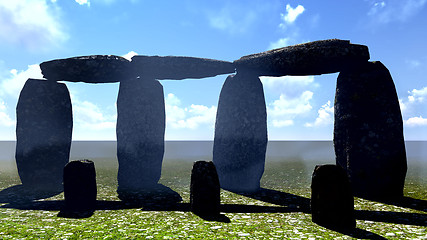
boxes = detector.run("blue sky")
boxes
[0,0,426,140]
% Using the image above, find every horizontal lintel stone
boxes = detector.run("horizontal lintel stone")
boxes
[234,39,370,77]
[40,55,132,83]
[130,55,235,80]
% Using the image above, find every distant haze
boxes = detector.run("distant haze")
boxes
[0,141,426,162]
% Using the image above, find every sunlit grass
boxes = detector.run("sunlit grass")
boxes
[0,158,425,239]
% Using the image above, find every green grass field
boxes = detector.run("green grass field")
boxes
[0,158,426,239]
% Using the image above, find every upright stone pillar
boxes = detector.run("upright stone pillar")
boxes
[334,61,407,200]
[16,79,72,190]
[213,71,268,193]
[116,77,165,198]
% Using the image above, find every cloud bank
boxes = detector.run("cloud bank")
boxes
[0,0,68,50]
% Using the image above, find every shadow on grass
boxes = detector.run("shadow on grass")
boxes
[355,210,427,226]
[230,187,311,213]
[378,197,427,213]
[0,184,62,204]
[333,228,388,240]
[232,187,427,238]
[1,186,426,228]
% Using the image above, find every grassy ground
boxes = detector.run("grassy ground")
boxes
[0,158,426,239]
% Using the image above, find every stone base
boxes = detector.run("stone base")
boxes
[63,160,97,210]
[311,164,355,230]
[190,161,220,216]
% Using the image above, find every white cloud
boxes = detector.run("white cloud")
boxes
[399,99,407,113]
[399,86,427,128]
[0,0,68,50]
[207,4,257,34]
[261,75,317,98]
[367,0,427,23]
[122,51,138,61]
[268,37,293,50]
[368,1,386,15]
[0,99,14,127]
[406,59,422,68]
[165,93,217,130]
[399,86,427,114]
[87,0,138,5]
[279,4,305,28]
[272,119,294,127]
[266,91,313,128]
[407,86,427,103]
[75,0,90,7]
[405,116,427,126]
[305,101,334,127]
[0,64,43,98]
[71,99,116,131]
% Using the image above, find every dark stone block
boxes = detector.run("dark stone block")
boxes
[190,161,220,216]
[213,72,267,193]
[234,39,369,76]
[40,55,132,83]
[130,55,235,80]
[334,61,407,200]
[63,160,97,210]
[15,79,72,190]
[311,164,355,230]
[116,77,165,196]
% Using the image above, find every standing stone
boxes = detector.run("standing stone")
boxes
[116,77,165,198]
[63,160,97,210]
[311,164,355,230]
[213,71,267,193]
[190,161,220,216]
[16,79,72,190]
[334,61,407,200]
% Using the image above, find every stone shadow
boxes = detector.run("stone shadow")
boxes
[232,188,426,238]
[370,196,427,213]
[333,228,388,240]
[0,184,62,204]
[1,186,425,229]
[355,210,427,226]
[231,187,311,213]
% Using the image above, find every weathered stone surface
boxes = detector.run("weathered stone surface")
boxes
[334,61,407,200]
[190,161,220,216]
[131,55,235,80]
[311,164,355,230]
[63,160,97,210]
[213,72,267,193]
[234,39,369,76]
[40,55,131,83]
[16,79,72,190]
[116,77,165,198]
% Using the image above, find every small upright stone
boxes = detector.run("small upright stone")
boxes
[213,71,267,193]
[311,164,355,230]
[190,161,221,216]
[16,79,72,190]
[63,160,97,210]
[234,39,369,76]
[40,55,132,83]
[116,77,165,198]
[334,61,407,200]
[130,55,235,80]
